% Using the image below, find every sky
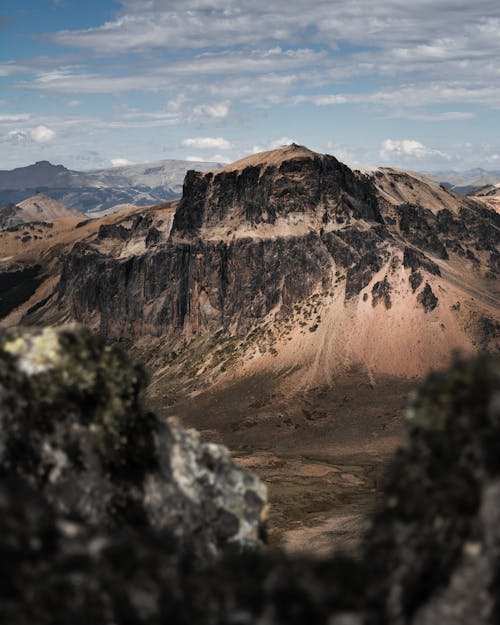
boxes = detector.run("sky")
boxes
[1,0,500,172]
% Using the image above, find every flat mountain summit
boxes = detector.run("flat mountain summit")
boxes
[2,143,494,384]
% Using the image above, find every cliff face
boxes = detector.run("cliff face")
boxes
[26,144,499,379]
[173,145,382,234]
[58,233,332,337]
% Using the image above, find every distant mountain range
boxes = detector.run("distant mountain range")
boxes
[0,159,222,213]
[424,167,500,195]
[2,158,500,215]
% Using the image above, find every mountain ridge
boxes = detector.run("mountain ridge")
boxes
[10,143,495,386]
[0,158,222,212]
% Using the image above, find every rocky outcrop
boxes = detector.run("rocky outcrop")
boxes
[22,145,499,370]
[372,276,392,309]
[364,355,500,624]
[56,233,333,337]
[417,283,439,312]
[0,326,267,560]
[173,145,382,235]
[0,203,21,228]
[0,264,43,319]
[0,329,498,624]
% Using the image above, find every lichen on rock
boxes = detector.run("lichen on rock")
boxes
[0,326,267,558]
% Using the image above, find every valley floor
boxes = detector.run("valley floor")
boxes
[148,369,415,557]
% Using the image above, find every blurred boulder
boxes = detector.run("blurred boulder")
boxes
[0,326,267,560]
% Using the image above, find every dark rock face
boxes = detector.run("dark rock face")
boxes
[409,271,423,293]
[397,204,449,260]
[30,146,498,340]
[0,330,498,625]
[417,283,439,312]
[0,327,267,559]
[98,214,154,241]
[173,152,382,236]
[364,356,500,625]
[57,234,333,337]
[0,202,21,228]
[0,264,43,319]
[372,276,392,309]
[403,247,440,277]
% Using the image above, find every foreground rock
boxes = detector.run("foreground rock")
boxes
[0,326,267,560]
[0,326,499,624]
[364,355,500,624]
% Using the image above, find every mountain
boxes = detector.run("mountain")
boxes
[472,183,500,196]
[13,144,497,377]
[424,167,500,195]
[0,193,79,229]
[466,184,500,214]
[1,143,498,551]
[0,158,221,213]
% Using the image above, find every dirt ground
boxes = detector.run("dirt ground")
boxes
[149,368,415,558]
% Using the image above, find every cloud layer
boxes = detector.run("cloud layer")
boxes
[1,1,500,169]
[2,125,56,145]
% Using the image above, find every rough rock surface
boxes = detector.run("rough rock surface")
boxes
[0,326,267,560]
[0,327,499,624]
[37,145,498,345]
[173,145,382,235]
[364,355,500,625]
[417,283,439,312]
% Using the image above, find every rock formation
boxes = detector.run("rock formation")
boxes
[0,326,267,560]
[17,144,495,383]
[1,144,498,385]
[0,326,498,624]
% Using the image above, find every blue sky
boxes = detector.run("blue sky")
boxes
[1,0,500,171]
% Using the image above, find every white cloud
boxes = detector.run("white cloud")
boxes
[49,1,500,59]
[0,62,32,77]
[182,137,232,150]
[380,139,448,161]
[210,154,231,164]
[2,125,56,144]
[2,130,29,144]
[293,94,347,106]
[31,125,56,143]
[2,0,498,131]
[404,111,476,122]
[185,155,224,163]
[190,101,231,120]
[164,97,232,123]
[110,158,133,167]
[0,114,32,123]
